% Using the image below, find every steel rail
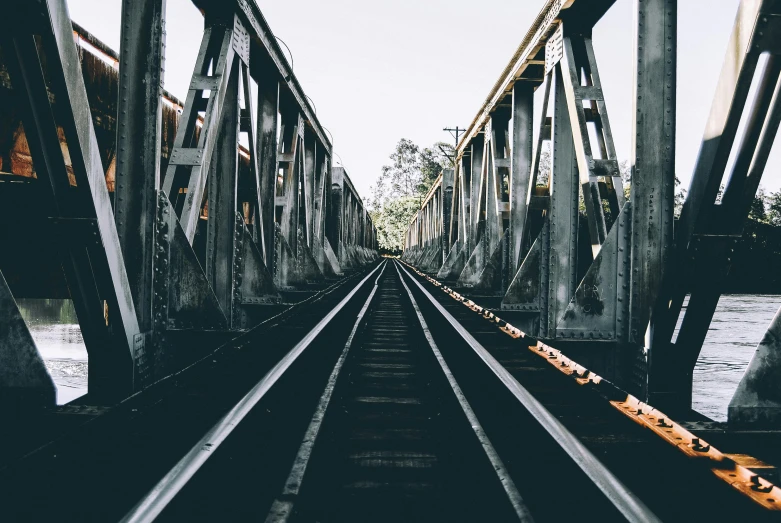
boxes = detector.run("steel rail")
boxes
[395,261,661,523]
[403,260,781,511]
[393,261,534,522]
[264,262,388,523]
[120,261,386,523]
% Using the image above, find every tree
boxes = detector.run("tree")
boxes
[766,190,781,226]
[419,142,455,195]
[368,139,421,212]
[536,144,551,186]
[370,196,420,254]
[619,160,631,201]
[674,176,687,217]
[749,186,768,222]
[386,138,421,200]
[369,138,455,253]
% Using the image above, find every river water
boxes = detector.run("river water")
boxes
[16,296,781,419]
[685,295,781,421]
[17,299,88,405]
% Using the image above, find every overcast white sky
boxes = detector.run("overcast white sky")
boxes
[66,0,780,199]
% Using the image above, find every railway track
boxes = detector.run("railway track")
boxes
[118,260,656,522]
[0,266,375,521]
[2,259,778,521]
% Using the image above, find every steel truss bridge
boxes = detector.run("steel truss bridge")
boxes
[1,0,781,521]
[404,0,781,425]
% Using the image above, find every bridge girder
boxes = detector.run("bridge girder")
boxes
[0,0,377,405]
[404,0,781,425]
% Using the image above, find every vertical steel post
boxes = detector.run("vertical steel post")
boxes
[115,0,166,334]
[205,59,241,322]
[649,0,762,408]
[329,167,344,261]
[303,128,316,247]
[509,83,534,273]
[256,60,279,270]
[469,136,484,253]
[544,66,580,337]
[631,0,677,395]
[442,168,454,264]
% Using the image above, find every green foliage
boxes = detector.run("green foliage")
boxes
[420,142,455,194]
[370,197,421,254]
[768,190,781,226]
[749,186,768,222]
[536,144,551,186]
[369,138,454,252]
[689,183,774,224]
[674,176,687,217]
[368,138,421,211]
[370,133,781,254]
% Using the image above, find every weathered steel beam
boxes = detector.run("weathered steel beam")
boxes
[0,270,55,408]
[190,0,331,155]
[509,83,534,273]
[441,168,455,263]
[456,0,617,160]
[628,0,677,381]
[459,156,471,252]
[256,58,279,270]
[447,166,461,250]
[649,0,781,410]
[206,55,241,322]
[3,0,142,401]
[278,110,301,256]
[239,60,267,260]
[115,0,166,334]
[540,66,580,336]
[303,128,316,248]
[329,167,345,261]
[487,112,509,257]
[501,67,579,337]
[161,19,238,243]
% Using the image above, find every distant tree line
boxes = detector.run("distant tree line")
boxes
[370,139,781,283]
[368,139,454,254]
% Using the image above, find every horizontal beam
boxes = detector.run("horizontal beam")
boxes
[406,172,446,230]
[420,172,444,208]
[340,168,365,208]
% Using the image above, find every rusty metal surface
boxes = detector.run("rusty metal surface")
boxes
[400,260,781,514]
[0,0,376,408]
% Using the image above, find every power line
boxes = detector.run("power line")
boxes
[443,126,467,150]
[275,36,294,71]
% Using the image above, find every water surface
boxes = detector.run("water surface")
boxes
[14,296,781,419]
[689,295,781,422]
[17,299,88,405]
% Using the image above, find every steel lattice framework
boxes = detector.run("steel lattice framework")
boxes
[404,0,781,426]
[0,0,377,405]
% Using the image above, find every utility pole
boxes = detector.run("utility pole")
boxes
[443,126,467,150]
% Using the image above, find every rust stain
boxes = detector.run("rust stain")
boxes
[400,258,781,512]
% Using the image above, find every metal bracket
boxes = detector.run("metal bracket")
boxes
[545,24,564,75]
[232,14,250,65]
